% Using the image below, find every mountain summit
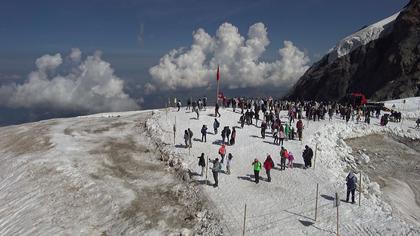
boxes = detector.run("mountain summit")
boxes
[287,0,420,101]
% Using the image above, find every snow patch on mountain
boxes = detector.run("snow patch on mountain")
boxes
[328,12,400,62]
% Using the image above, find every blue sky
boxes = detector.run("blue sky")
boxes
[0,0,408,84]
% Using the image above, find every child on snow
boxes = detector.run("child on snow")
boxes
[252,159,262,184]
[287,151,294,168]
[218,144,226,164]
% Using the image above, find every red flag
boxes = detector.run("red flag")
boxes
[216,65,220,81]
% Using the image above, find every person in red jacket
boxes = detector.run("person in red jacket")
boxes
[263,154,274,182]
[218,144,226,163]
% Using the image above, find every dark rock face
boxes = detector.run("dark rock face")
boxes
[287,0,420,101]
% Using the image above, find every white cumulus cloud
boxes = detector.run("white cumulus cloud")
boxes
[35,53,63,71]
[69,48,82,62]
[149,22,310,91]
[0,49,139,113]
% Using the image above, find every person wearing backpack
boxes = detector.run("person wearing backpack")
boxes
[252,158,262,184]
[302,145,313,169]
[213,118,220,134]
[209,157,222,187]
[226,153,233,175]
[197,153,206,176]
[201,125,208,142]
[280,147,288,170]
[263,155,274,182]
[346,171,358,204]
[187,128,193,148]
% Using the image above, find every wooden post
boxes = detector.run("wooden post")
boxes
[165,103,168,121]
[335,192,339,236]
[315,183,319,221]
[242,203,247,236]
[359,172,362,206]
[205,155,209,184]
[173,117,176,145]
[313,143,318,169]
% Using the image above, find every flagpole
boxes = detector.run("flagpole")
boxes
[216,79,220,105]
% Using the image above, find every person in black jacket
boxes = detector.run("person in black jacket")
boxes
[201,125,208,142]
[226,126,231,144]
[187,128,193,148]
[346,171,358,204]
[302,145,313,168]
[197,153,206,176]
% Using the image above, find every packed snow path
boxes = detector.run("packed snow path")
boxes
[152,105,420,236]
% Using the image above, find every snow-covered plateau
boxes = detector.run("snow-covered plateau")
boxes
[0,97,419,235]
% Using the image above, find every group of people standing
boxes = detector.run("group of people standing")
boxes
[177,97,318,187]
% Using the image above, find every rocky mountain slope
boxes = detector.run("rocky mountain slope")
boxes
[287,0,420,101]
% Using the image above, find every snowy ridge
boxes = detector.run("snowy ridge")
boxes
[328,12,400,63]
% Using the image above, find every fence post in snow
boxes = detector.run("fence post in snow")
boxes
[359,172,362,206]
[335,192,340,236]
[205,154,209,185]
[315,183,319,221]
[313,143,318,169]
[242,203,247,236]
[173,117,176,145]
[165,103,168,121]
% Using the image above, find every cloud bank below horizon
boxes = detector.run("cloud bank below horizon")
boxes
[147,22,310,92]
[0,48,139,113]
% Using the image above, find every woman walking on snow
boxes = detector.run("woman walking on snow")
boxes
[263,155,274,182]
[278,128,285,146]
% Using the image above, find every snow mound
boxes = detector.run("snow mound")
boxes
[328,12,400,62]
